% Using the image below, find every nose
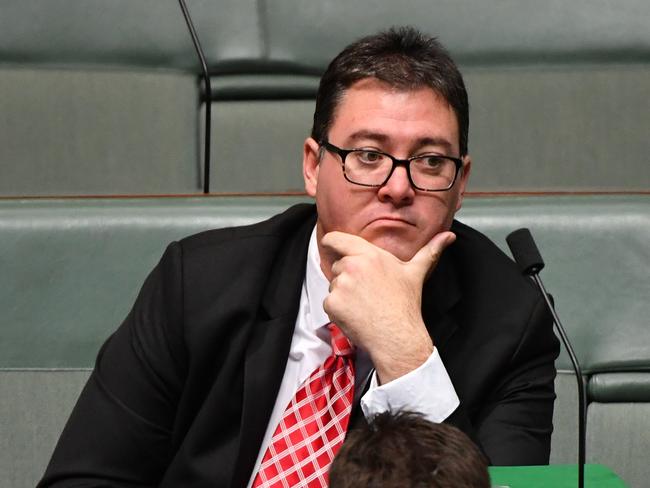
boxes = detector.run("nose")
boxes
[376,165,415,206]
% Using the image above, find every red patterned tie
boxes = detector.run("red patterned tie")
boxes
[252,323,355,487]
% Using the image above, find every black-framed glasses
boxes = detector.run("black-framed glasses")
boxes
[320,141,463,192]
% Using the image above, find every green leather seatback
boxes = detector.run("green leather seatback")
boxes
[2,194,647,374]
[0,370,91,488]
[0,68,200,195]
[585,373,650,486]
[205,0,650,193]
[459,195,650,476]
[3,195,647,369]
[0,196,310,367]
[2,1,649,195]
[0,0,261,196]
[0,0,259,70]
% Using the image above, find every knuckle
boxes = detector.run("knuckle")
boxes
[334,273,348,290]
[322,232,336,248]
[340,257,355,273]
[323,294,332,312]
[328,276,337,291]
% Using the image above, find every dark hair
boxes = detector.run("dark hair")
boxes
[311,26,469,156]
[329,410,490,488]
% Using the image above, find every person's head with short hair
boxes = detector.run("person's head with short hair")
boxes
[302,27,472,275]
[329,410,490,488]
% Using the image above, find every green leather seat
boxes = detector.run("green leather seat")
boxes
[202,0,650,193]
[1,1,649,195]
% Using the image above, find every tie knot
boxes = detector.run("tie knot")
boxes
[328,323,355,357]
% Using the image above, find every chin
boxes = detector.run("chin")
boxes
[369,236,420,261]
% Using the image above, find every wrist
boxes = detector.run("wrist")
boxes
[372,334,434,384]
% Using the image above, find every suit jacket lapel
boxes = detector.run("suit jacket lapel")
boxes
[422,245,461,351]
[230,207,316,487]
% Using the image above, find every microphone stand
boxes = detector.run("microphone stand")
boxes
[507,228,585,488]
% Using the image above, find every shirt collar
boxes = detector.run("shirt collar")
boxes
[305,225,331,331]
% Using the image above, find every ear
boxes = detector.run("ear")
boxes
[303,137,321,197]
[454,155,472,212]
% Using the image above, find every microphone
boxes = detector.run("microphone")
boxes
[506,228,585,488]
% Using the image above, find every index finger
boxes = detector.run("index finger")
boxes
[320,231,374,258]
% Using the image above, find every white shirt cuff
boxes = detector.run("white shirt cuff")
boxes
[360,347,459,423]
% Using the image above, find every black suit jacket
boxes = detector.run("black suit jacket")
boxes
[40,204,559,487]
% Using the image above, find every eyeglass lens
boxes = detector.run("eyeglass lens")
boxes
[344,150,457,190]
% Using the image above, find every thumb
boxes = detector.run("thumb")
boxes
[408,231,456,279]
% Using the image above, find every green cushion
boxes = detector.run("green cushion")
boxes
[463,66,650,192]
[209,75,320,100]
[550,372,581,464]
[209,100,314,193]
[589,373,650,403]
[0,369,91,488]
[457,195,650,373]
[5,1,647,72]
[0,0,259,71]
[0,68,199,196]
[207,67,650,193]
[260,0,650,70]
[587,402,650,487]
[0,197,310,367]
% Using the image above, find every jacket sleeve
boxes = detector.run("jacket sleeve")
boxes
[475,295,560,465]
[38,242,187,487]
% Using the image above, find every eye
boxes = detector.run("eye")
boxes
[413,155,452,176]
[423,156,444,167]
[354,150,384,164]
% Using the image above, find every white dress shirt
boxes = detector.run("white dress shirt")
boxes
[247,226,459,486]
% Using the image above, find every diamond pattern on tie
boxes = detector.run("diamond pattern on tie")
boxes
[252,323,355,488]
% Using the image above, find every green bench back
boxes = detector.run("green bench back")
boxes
[1,1,649,195]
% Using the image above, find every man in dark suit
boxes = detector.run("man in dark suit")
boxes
[40,27,559,487]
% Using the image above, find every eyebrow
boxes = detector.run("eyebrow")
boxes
[346,130,455,153]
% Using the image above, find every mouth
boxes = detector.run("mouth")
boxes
[368,216,416,227]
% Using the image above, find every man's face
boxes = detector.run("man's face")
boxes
[303,78,471,268]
